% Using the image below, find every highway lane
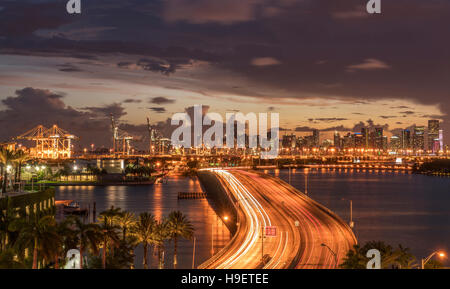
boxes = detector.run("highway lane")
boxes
[199,169,356,269]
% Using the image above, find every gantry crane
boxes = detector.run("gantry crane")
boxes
[17,124,77,159]
[110,114,133,156]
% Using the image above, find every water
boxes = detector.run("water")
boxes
[269,168,450,264]
[55,175,230,269]
[56,170,450,268]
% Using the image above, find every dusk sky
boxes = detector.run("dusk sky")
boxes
[0,0,449,148]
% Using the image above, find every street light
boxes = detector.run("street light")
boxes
[421,250,446,269]
[341,198,354,228]
[321,243,338,268]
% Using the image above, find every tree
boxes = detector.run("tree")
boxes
[340,241,417,269]
[167,211,194,268]
[154,219,170,269]
[0,197,18,251]
[12,150,29,186]
[116,211,136,242]
[131,212,156,269]
[0,248,25,269]
[0,148,16,195]
[97,207,121,269]
[69,216,101,269]
[10,213,58,269]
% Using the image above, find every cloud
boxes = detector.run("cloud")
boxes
[346,58,391,72]
[294,125,350,132]
[309,117,348,123]
[82,103,127,119]
[149,107,167,113]
[57,63,83,73]
[123,98,142,103]
[0,87,145,148]
[400,111,415,115]
[331,5,368,20]
[421,114,444,119]
[379,115,397,119]
[163,0,262,24]
[251,57,281,67]
[150,97,176,105]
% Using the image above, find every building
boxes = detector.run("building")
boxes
[312,129,320,147]
[374,127,384,150]
[427,120,440,152]
[413,126,425,151]
[282,134,297,149]
[333,131,341,149]
[361,128,369,148]
[353,133,364,148]
[390,135,401,151]
[401,129,411,150]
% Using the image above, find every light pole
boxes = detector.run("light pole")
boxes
[341,198,354,228]
[421,251,446,269]
[304,168,308,195]
[192,236,196,269]
[321,243,338,268]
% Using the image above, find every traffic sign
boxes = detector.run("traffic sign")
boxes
[265,226,277,237]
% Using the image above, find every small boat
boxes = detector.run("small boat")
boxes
[58,200,88,215]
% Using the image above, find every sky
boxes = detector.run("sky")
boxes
[0,0,449,149]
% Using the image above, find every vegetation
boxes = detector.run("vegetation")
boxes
[340,241,443,269]
[167,211,194,268]
[414,159,450,176]
[0,202,194,269]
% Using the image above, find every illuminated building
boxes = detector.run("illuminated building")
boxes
[334,131,341,149]
[413,126,425,151]
[282,134,297,149]
[390,135,401,151]
[401,129,411,149]
[361,128,369,148]
[427,120,440,153]
[374,127,384,149]
[312,129,320,147]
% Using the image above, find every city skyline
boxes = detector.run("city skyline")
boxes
[0,0,449,148]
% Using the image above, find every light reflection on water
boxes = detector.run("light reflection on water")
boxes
[271,168,450,264]
[55,176,231,269]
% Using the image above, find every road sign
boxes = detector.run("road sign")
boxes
[265,226,277,237]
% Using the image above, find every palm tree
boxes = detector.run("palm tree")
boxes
[116,211,136,242]
[97,207,121,269]
[70,216,101,269]
[154,219,170,269]
[131,212,156,269]
[12,150,29,186]
[0,197,18,251]
[0,248,25,269]
[9,213,57,269]
[167,211,194,268]
[0,148,15,195]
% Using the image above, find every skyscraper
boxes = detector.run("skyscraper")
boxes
[401,129,411,150]
[413,126,425,151]
[361,127,369,148]
[334,131,341,149]
[312,129,319,147]
[428,120,440,152]
[374,127,384,149]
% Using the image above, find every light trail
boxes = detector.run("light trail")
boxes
[198,169,356,269]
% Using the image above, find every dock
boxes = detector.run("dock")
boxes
[177,192,207,199]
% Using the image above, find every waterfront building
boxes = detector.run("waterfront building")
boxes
[413,126,425,151]
[390,135,401,151]
[428,120,440,152]
[401,129,411,149]
[374,127,384,149]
